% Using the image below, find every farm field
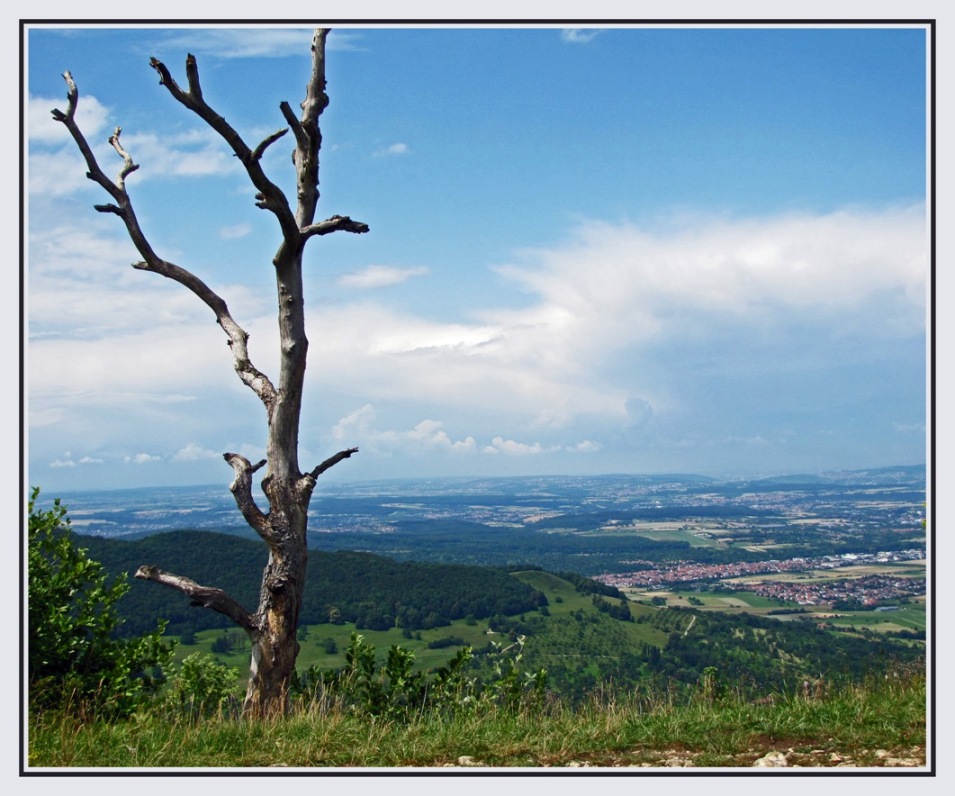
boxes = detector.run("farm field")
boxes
[621,588,926,645]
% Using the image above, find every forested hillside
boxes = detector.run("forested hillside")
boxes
[73,529,924,704]
[79,530,546,637]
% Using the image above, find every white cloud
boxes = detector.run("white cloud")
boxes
[331,405,476,454]
[374,142,410,157]
[158,28,315,59]
[338,265,429,289]
[561,29,603,44]
[483,437,551,455]
[490,205,927,364]
[121,129,238,178]
[29,93,110,144]
[28,126,240,201]
[125,452,161,464]
[219,223,252,240]
[46,453,104,468]
[305,206,925,442]
[27,205,927,486]
[29,150,105,197]
[173,443,221,461]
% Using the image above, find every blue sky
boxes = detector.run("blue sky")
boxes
[24,22,930,492]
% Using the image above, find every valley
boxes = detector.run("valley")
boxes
[48,464,928,702]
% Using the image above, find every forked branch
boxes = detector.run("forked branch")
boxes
[135,566,258,636]
[149,54,299,242]
[224,453,271,538]
[51,78,278,412]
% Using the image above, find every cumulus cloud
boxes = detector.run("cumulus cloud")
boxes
[338,265,429,289]
[49,451,102,468]
[173,443,221,461]
[305,206,926,445]
[331,404,477,454]
[125,452,161,464]
[483,437,551,455]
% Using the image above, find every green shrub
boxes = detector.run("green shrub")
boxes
[167,652,240,718]
[27,488,175,717]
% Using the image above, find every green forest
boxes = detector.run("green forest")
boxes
[69,526,923,704]
[73,530,547,637]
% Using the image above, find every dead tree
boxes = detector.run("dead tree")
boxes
[52,28,368,717]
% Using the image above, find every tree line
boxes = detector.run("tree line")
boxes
[76,529,547,637]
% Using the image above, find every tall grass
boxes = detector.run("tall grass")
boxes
[27,662,925,769]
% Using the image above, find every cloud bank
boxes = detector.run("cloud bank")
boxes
[28,204,927,483]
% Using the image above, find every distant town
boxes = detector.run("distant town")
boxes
[596,548,926,606]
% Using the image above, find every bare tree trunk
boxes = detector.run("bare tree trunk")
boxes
[54,28,367,718]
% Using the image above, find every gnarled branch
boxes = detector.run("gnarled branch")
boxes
[301,215,370,240]
[224,453,271,537]
[135,565,258,636]
[52,73,278,411]
[106,126,139,187]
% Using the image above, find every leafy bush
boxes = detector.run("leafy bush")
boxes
[167,652,240,718]
[290,632,548,721]
[27,488,175,717]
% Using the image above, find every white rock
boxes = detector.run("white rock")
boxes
[753,751,788,767]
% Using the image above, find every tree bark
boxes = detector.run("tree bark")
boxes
[55,28,368,718]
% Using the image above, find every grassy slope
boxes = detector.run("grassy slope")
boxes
[28,664,926,768]
[176,569,668,677]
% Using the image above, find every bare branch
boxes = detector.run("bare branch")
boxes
[106,127,140,188]
[184,53,203,101]
[252,127,289,162]
[135,566,259,636]
[279,101,308,154]
[130,255,277,407]
[280,28,332,234]
[301,215,370,240]
[224,453,271,536]
[308,447,359,481]
[149,54,300,242]
[52,72,130,202]
[54,74,280,410]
